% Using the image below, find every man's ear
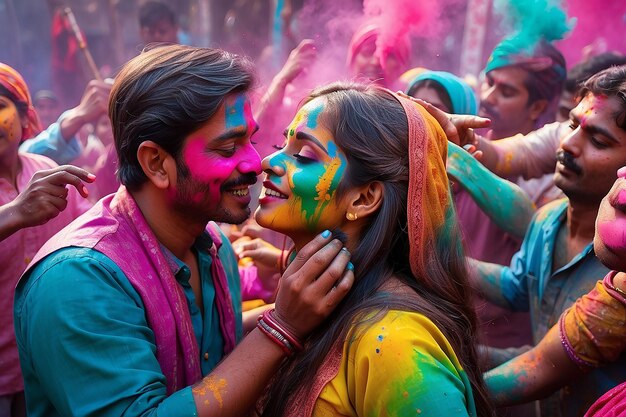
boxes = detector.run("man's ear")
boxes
[528,99,548,122]
[136,141,176,189]
[345,181,384,221]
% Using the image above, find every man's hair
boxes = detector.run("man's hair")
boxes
[579,64,626,132]
[521,41,567,106]
[565,52,626,95]
[109,44,254,191]
[138,1,176,29]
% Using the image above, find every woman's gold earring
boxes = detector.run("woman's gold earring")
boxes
[346,212,358,221]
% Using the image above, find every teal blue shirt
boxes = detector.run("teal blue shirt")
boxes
[14,232,242,417]
[498,198,626,417]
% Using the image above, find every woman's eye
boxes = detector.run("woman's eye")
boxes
[293,153,316,163]
[273,144,285,150]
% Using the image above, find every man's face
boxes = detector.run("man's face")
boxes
[554,93,626,204]
[255,97,349,245]
[557,90,576,123]
[0,95,24,159]
[479,67,535,138]
[34,97,60,128]
[171,93,261,225]
[141,19,178,44]
[411,86,451,113]
[95,114,113,146]
[594,169,626,271]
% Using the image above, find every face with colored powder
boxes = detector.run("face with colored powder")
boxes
[0,95,24,159]
[351,36,403,89]
[594,167,626,271]
[255,97,349,246]
[479,67,537,138]
[554,93,626,204]
[172,93,261,225]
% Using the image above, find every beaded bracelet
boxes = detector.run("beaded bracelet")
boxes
[257,317,295,355]
[261,309,304,352]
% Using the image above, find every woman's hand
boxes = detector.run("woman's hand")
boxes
[272,230,354,339]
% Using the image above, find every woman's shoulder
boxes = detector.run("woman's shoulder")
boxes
[349,309,453,356]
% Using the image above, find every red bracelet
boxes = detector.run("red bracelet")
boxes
[261,309,304,352]
[257,317,294,355]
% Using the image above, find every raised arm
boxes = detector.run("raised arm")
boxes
[468,259,511,309]
[485,324,584,406]
[447,142,535,238]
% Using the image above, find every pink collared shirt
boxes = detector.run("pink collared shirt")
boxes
[0,152,91,395]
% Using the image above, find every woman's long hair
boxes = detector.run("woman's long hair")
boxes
[260,82,492,417]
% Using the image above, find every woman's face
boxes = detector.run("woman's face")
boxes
[255,96,350,247]
[351,36,403,89]
[0,95,24,159]
[411,86,451,113]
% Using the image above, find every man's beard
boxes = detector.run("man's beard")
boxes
[173,161,252,225]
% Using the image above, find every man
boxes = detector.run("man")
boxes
[32,90,61,128]
[139,1,179,45]
[14,45,353,416]
[0,63,94,417]
[20,79,112,165]
[479,39,566,141]
[456,38,567,362]
[471,65,626,417]
[473,57,626,186]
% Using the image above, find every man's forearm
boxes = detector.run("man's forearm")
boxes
[448,142,535,238]
[469,259,511,308]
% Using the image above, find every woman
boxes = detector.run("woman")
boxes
[406,70,478,115]
[254,82,492,416]
[0,63,92,417]
[347,24,410,90]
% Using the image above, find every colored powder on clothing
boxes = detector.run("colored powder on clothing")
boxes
[384,348,460,415]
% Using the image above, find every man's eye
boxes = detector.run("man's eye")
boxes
[591,137,609,149]
[218,147,237,156]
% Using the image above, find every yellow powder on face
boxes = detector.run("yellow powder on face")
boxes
[192,376,228,409]
[312,157,342,220]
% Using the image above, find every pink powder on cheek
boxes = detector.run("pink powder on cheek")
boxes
[598,219,626,251]
[183,136,235,202]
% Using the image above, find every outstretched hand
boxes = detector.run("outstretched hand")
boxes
[272,231,354,339]
[278,39,317,85]
[233,236,283,270]
[2,165,95,238]
[398,92,491,147]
